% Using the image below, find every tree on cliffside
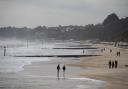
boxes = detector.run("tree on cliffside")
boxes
[103,13,119,25]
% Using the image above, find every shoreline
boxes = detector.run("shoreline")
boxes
[19,43,128,89]
[67,43,128,89]
[0,42,128,89]
[19,57,105,89]
[1,42,127,89]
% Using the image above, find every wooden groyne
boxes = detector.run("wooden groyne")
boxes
[14,54,100,58]
[44,47,98,49]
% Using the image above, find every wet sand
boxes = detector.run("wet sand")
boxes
[68,43,128,89]
[0,57,104,89]
[1,42,128,89]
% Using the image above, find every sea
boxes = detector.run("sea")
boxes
[0,41,104,89]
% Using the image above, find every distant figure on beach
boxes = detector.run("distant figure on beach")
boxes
[57,64,60,79]
[110,49,112,53]
[101,49,103,52]
[116,52,118,56]
[118,52,120,56]
[116,52,120,56]
[108,60,112,69]
[83,50,85,54]
[114,42,118,47]
[4,46,6,56]
[115,60,118,68]
[112,61,114,69]
[62,65,66,79]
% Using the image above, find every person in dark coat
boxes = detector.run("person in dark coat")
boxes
[62,65,66,79]
[57,64,60,79]
[83,50,85,54]
[118,52,120,56]
[112,61,114,69]
[103,48,105,51]
[108,60,111,69]
[115,60,118,68]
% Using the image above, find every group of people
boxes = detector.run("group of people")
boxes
[57,64,66,79]
[116,51,121,56]
[56,47,120,79]
[108,60,118,69]
[108,49,120,69]
[101,48,106,52]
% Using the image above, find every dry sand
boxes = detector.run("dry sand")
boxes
[67,43,128,89]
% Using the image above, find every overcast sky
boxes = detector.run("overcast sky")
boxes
[0,0,128,27]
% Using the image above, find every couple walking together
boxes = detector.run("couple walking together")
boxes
[57,64,66,79]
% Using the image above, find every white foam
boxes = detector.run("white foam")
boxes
[24,75,105,89]
[26,74,104,83]
[0,56,50,73]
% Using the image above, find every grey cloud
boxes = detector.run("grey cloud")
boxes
[0,0,128,27]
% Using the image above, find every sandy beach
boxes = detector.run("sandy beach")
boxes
[0,42,128,89]
[20,42,128,89]
[67,43,128,89]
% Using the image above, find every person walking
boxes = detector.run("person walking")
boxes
[115,60,118,68]
[57,64,60,79]
[83,49,85,54]
[62,65,66,79]
[110,49,112,53]
[4,46,6,56]
[118,52,120,56]
[112,61,114,69]
[108,60,111,69]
